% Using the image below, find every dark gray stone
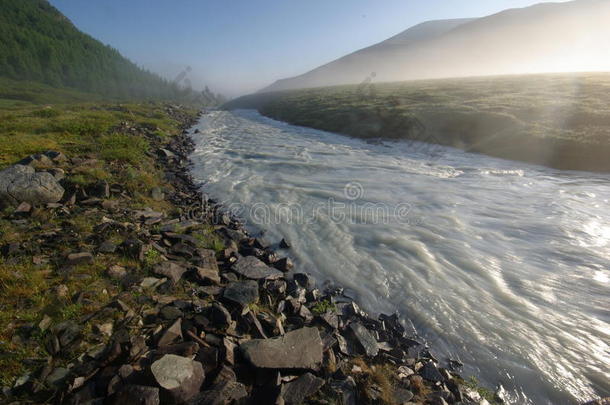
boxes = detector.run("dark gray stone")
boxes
[240,327,323,369]
[420,361,444,382]
[281,372,325,404]
[232,255,283,280]
[273,257,293,272]
[348,322,379,357]
[294,273,316,291]
[209,303,232,329]
[223,280,259,307]
[158,318,183,347]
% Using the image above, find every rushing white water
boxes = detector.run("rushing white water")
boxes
[189,109,610,405]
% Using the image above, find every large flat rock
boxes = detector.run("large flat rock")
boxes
[240,327,323,369]
[232,255,283,280]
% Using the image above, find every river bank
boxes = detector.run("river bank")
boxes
[225,73,610,173]
[0,102,511,404]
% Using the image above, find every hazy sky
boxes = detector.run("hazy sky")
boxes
[49,0,571,97]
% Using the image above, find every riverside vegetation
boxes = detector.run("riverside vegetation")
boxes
[226,72,610,172]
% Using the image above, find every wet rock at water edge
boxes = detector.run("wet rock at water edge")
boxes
[348,322,379,357]
[223,280,259,307]
[420,361,444,382]
[274,257,293,272]
[151,354,204,403]
[294,272,316,291]
[240,327,323,369]
[232,255,283,280]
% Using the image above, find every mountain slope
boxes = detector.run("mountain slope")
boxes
[0,0,183,99]
[262,0,610,92]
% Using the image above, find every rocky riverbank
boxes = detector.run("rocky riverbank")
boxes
[3,104,605,404]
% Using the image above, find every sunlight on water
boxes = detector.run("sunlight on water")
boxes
[190,110,610,405]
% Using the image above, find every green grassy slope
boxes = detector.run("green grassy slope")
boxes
[0,0,192,100]
[226,73,610,172]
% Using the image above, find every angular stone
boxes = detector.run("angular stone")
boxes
[273,257,293,272]
[209,303,232,329]
[158,318,183,347]
[294,273,316,291]
[348,322,379,357]
[196,265,220,285]
[151,354,204,403]
[153,261,187,284]
[420,361,444,382]
[281,372,325,404]
[232,255,283,280]
[223,280,259,307]
[109,385,160,405]
[14,201,31,214]
[240,327,323,369]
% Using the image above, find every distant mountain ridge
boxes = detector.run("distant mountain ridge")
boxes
[261,0,610,92]
[0,0,185,99]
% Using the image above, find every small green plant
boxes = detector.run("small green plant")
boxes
[464,376,498,403]
[311,299,335,315]
[143,248,162,269]
[59,303,84,320]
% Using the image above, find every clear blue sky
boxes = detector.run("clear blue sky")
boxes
[49,0,570,97]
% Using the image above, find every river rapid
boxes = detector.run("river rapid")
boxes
[189,109,609,404]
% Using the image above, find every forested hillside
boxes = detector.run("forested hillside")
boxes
[0,0,200,100]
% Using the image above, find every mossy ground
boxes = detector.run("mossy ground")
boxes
[0,84,207,387]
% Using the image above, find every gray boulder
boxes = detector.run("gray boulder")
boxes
[0,164,64,207]
[232,255,283,280]
[240,327,323,369]
[151,354,204,403]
